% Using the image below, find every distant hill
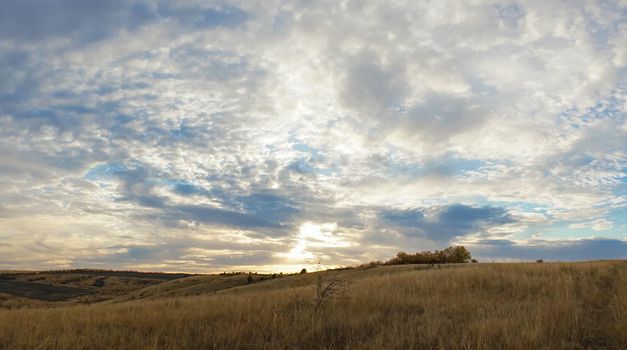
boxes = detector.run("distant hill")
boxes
[0,269,193,308]
[0,264,453,307]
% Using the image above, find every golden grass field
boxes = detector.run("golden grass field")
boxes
[0,261,626,350]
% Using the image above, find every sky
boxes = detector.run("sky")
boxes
[0,0,626,273]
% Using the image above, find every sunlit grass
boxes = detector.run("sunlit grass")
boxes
[0,261,625,349]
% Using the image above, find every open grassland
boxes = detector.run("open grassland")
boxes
[0,270,193,307]
[105,273,278,303]
[0,280,91,301]
[0,261,625,350]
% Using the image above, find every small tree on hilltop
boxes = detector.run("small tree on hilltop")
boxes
[450,246,472,263]
[384,246,473,265]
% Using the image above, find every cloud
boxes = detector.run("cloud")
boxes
[569,219,614,231]
[0,0,156,43]
[0,0,625,271]
[175,205,284,230]
[0,1,249,44]
[381,205,515,242]
[89,162,300,231]
[469,238,627,261]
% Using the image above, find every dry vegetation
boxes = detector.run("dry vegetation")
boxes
[0,270,193,308]
[0,261,626,350]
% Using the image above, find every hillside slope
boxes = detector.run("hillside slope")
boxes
[106,264,444,303]
[104,274,253,303]
[1,261,625,349]
[0,270,192,308]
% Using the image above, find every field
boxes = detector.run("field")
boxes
[0,270,194,308]
[0,261,625,349]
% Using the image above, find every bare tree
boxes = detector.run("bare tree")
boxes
[310,256,349,312]
[312,273,348,312]
[286,255,350,313]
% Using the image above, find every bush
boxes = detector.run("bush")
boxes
[385,246,473,265]
[358,260,384,269]
[300,268,307,274]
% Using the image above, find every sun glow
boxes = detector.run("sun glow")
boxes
[281,222,351,262]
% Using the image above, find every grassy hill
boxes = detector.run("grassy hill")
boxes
[0,269,193,308]
[104,265,451,303]
[104,274,260,303]
[0,261,625,349]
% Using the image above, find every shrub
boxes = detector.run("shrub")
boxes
[385,246,473,265]
[358,260,384,269]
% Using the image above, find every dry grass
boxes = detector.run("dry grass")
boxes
[0,270,194,307]
[104,274,261,303]
[0,261,625,350]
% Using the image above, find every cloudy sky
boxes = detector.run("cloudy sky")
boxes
[1,0,626,272]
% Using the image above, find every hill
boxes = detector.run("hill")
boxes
[0,261,625,349]
[104,273,266,303]
[105,265,434,303]
[0,269,193,308]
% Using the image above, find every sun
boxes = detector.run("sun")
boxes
[282,222,347,262]
[284,223,321,261]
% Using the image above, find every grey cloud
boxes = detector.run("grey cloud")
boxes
[381,204,515,242]
[340,51,488,145]
[0,1,249,44]
[172,182,210,197]
[106,164,299,231]
[176,205,284,230]
[0,0,156,43]
[71,240,279,272]
[112,164,167,209]
[470,238,627,261]
[0,50,36,99]
[168,47,260,82]
[239,192,299,222]
[401,93,487,142]
[341,50,409,117]
[206,252,277,268]
[159,4,249,30]
[0,0,625,272]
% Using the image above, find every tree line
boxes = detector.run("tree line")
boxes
[360,246,473,268]
[387,246,473,264]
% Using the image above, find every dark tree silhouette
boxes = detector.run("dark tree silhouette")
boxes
[385,246,473,265]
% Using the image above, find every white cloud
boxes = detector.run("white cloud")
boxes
[568,219,614,231]
[0,0,625,271]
